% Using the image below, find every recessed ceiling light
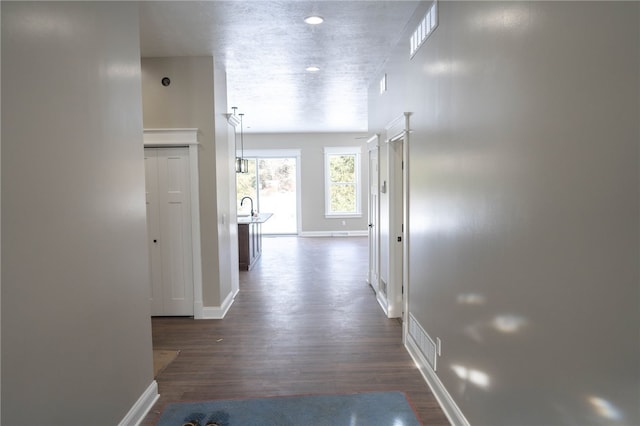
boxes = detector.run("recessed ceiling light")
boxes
[304,15,324,25]
[306,66,320,72]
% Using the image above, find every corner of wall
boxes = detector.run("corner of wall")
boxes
[118,381,160,426]
[200,288,238,319]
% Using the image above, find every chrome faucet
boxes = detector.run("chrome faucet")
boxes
[240,196,254,217]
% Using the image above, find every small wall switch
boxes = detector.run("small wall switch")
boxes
[342,220,346,226]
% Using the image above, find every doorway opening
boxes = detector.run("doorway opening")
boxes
[143,128,203,318]
[370,113,410,324]
[236,150,301,235]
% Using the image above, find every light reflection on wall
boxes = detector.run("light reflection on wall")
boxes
[457,293,486,305]
[468,4,531,33]
[104,63,139,79]
[451,364,491,389]
[415,211,464,235]
[424,59,468,76]
[463,314,529,343]
[492,314,528,333]
[587,396,624,422]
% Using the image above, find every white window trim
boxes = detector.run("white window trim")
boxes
[324,146,362,218]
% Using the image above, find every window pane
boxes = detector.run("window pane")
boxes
[324,147,361,216]
[329,154,355,183]
[330,184,356,213]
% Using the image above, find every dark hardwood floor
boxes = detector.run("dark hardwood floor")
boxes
[141,236,449,425]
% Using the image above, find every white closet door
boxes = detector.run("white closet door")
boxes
[145,147,194,316]
[368,146,379,291]
[145,149,164,315]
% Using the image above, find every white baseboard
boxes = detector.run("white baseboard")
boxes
[193,300,204,319]
[118,380,159,426]
[200,289,238,319]
[299,230,368,237]
[376,291,389,316]
[405,337,470,426]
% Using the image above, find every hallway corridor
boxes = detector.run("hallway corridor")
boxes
[142,237,448,425]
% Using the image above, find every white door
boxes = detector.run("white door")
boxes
[145,147,194,316]
[389,138,404,318]
[368,140,380,290]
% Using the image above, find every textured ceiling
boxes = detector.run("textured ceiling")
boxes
[138,1,420,133]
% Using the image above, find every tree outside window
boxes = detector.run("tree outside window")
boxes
[324,147,361,216]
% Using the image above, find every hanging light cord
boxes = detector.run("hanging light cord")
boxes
[239,113,244,160]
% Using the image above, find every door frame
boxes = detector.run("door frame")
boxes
[402,113,411,339]
[383,113,411,325]
[143,128,204,318]
[367,134,380,293]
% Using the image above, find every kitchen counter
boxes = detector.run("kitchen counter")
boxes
[237,213,272,270]
[237,212,273,224]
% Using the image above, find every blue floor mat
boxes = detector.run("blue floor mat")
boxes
[156,391,421,426]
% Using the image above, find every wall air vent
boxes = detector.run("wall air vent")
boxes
[408,313,438,370]
[410,0,438,58]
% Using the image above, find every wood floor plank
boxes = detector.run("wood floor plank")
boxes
[141,236,449,425]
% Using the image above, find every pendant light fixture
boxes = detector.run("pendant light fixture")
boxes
[235,112,249,173]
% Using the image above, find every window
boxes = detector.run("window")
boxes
[324,146,361,217]
[236,150,301,235]
[410,0,438,58]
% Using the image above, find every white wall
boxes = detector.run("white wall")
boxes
[2,2,154,424]
[213,65,238,302]
[243,133,369,234]
[369,1,639,425]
